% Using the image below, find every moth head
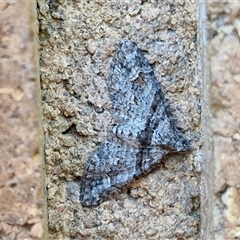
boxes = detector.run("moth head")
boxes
[115,39,153,81]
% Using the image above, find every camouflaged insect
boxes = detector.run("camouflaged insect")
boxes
[80,39,190,207]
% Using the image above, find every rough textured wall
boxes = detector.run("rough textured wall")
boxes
[38,0,200,239]
[0,2,46,240]
[204,1,240,239]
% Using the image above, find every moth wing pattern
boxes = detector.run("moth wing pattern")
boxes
[80,39,190,207]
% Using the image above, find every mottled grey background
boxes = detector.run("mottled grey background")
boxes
[38,0,201,239]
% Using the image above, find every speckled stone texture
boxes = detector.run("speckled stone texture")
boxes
[202,1,240,239]
[38,0,201,239]
[0,1,46,240]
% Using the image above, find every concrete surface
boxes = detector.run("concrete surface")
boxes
[0,2,46,240]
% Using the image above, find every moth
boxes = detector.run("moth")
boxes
[80,39,190,207]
